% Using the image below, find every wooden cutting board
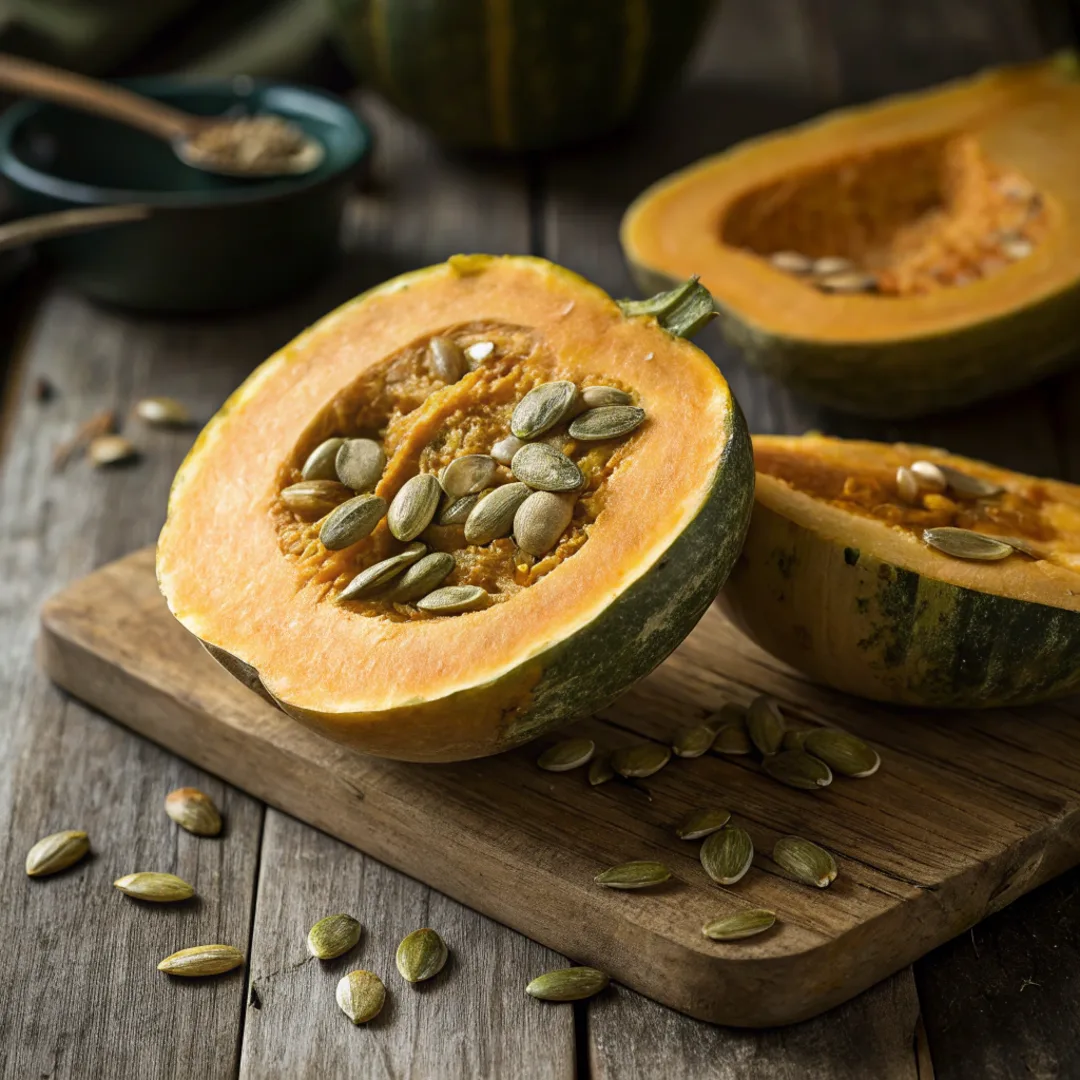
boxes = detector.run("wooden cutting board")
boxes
[39,547,1080,1027]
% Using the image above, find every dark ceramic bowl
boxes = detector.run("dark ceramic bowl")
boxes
[0,77,372,311]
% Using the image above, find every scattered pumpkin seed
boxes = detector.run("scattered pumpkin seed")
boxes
[526,967,609,1002]
[464,482,531,544]
[702,909,777,941]
[514,490,575,556]
[700,827,754,885]
[816,271,877,294]
[465,341,495,366]
[165,787,222,836]
[158,944,244,977]
[280,479,351,517]
[339,543,426,601]
[996,535,1044,559]
[594,861,672,889]
[307,914,362,960]
[895,466,920,503]
[909,460,948,493]
[300,437,345,481]
[707,702,746,728]
[319,494,387,550]
[781,729,809,752]
[676,807,731,840]
[712,724,754,756]
[89,434,138,467]
[25,830,89,877]
[416,585,492,614]
[588,756,614,786]
[537,738,595,772]
[135,396,193,427]
[388,473,442,541]
[568,406,646,441]
[611,743,671,778]
[336,970,386,1023]
[812,256,854,275]
[396,928,448,983]
[335,438,386,493]
[772,836,838,888]
[581,385,632,408]
[746,695,785,756]
[933,463,1004,498]
[803,729,880,778]
[491,433,525,466]
[437,492,481,526]
[511,443,584,492]
[923,527,1014,561]
[385,552,455,603]
[762,750,833,790]
[511,380,580,439]
[113,872,194,902]
[441,454,498,498]
[428,336,467,383]
[672,723,717,759]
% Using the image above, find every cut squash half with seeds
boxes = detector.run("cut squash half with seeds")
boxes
[722,435,1080,708]
[157,255,753,761]
[621,55,1080,417]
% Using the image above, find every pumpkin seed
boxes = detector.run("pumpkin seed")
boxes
[301,437,346,481]
[672,723,717,758]
[933,463,1004,498]
[706,702,746,728]
[491,434,525,466]
[909,460,948,493]
[25,830,89,877]
[588,755,614,786]
[385,552,455,603]
[388,473,442,541]
[113,872,194,902]
[817,271,877,294]
[514,490,575,556]
[746,695,785,756]
[712,724,754,755]
[611,743,671,778]
[165,787,222,836]
[772,836,838,888]
[339,543,426,601]
[675,807,731,840]
[135,396,193,427]
[568,406,646,442]
[89,434,137,467]
[700,827,754,885]
[441,454,497,498]
[996,535,1044,559]
[281,479,351,516]
[335,438,386,493]
[781,729,809,752]
[336,970,386,1023]
[896,466,920,503]
[526,967,609,1002]
[511,443,584,492]
[307,914,362,960]
[537,738,595,772]
[428,336,467,383]
[581,385,632,408]
[437,492,481,526]
[923,527,1014,561]
[396,928,448,982]
[319,494,387,550]
[1002,238,1033,260]
[465,341,495,366]
[812,256,854,275]
[511,381,580,439]
[594,861,672,889]
[804,729,880,778]
[464,482,531,544]
[158,944,244,977]
[703,909,777,941]
[998,175,1035,201]
[762,750,833,790]
[769,250,814,274]
[416,585,492,614]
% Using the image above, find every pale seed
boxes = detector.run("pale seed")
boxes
[388,473,442,541]
[464,482,531,544]
[25,830,89,877]
[781,729,809,752]
[158,944,244,976]
[700,827,754,885]
[428,336,467,383]
[437,492,481,526]
[568,406,646,442]
[773,836,838,888]
[769,250,814,274]
[803,729,880,778]
[339,543,427,601]
[416,585,492,614]
[385,552,454,603]
[491,434,525,466]
[511,443,584,492]
[336,970,386,1023]
[594,861,672,889]
[300,437,345,481]
[675,807,731,840]
[89,434,137,467]
[581,385,632,408]
[526,967,609,1002]
[511,381,580,439]
[335,438,386,493]
[702,909,776,941]
[746,695,785,756]
[537,738,595,772]
[762,750,833,790]
[933,463,1004,498]
[909,460,948,493]
[1002,238,1033,261]
[712,724,753,756]
[441,454,497,498]
[611,743,671,778]
[307,914,362,960]
[319,494,387,550]
[816,271,877,294]
[281,479,351,517]
[896,466,920,503]
[589,756,614,786]
[514,490,575,556]
[672,723,717,759]
[465,341,495,366]
[113,872,194,902]
[396,928,448,982]
[165,788,222,836]
[812,256,854,275]
[135,396,192,427]
[923,527,1014,561]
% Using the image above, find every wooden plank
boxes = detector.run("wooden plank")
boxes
[239,811,575,1079]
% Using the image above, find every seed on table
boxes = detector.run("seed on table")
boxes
[537,738,595,772]
[89,434,138,467]
[464,482,531,544]
[416,585,492,615]
[113,872,194,902]
[514,491,575,556]
[568,406,646,441]
[702,909,776,941]
[511,443,584,492]
[762,750,833,790]
[588,756,615,786]
[165,787,222,836]
[335,438,386,493]
[338,543,427,601]
[281,479,351,517]
[675,807,731,840]
[772,836,838,888]
[158,944,244,977]
[511,381,580,439]
[581,385,632,408]
[768,251,814,274]
[308,914,362,960]
[781,729,809,752]
[437,492,481,526]
[611,743,671,778]
[319,494,387,550]
[803,729,881,777]
[385,552,455,603]
[526,967,609,1002]
[671,723,717,758]
[700,827,754,886]
[388,473,442,541]
[746,695,785,756]
[336,970,386,1023]
[25,830,89,877]
[396,928,448,983]
[594,861,671,889]
[428,336,467,383]
[712,724,753,755]
[491,434,525,466]
[135,396,193,427]
[441,454,497,498]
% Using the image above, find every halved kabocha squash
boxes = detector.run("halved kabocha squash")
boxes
[621,55,1080,417]
[157,256,753,762]
[722,435,1080,708]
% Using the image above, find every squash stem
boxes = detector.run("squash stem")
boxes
[617,277,717,339]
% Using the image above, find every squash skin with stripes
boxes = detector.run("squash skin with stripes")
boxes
[328,0,715,150]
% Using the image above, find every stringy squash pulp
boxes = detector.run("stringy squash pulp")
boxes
[158,256,753,760]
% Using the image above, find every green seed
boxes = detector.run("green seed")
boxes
[441,454,497,498]
[511,443,584,493]
[319,494,387,550]
[336,970,386,1023]
[113,872,194,902]
[428,336,467,383]
[339,543,427,601]
[702,909,776,941]
[301,437,345,481]
[464,482,531,544]
[712,724,753,755]
[700,827,754,885]
[25,830,89,877]
[281,480,351,517]
[581,386,632,408]
[395,928,448,983]
[165,787,222,836]
[511,381,580,439]
[922,527,1014,561]
[781,730,809,752]
[672,723,717,758]
[762,750,833,790]
[588,756,614,786]
[158,944,244,977]
[388,474,442,541]
[803,729,881,777]
[385,552,455,603]
[437,492,481,526]
[537,738,595,772]
[568,406,646,441]
[335,438,386,493]
[514,491,575,556]
[611,743,671,778]
[416,585,492,615]
[594,861,671,889]
[773,836,838,888]
[675,807,731,840]
[526,967,609,1002]
[307,914,362,960]
[746,695,785,756]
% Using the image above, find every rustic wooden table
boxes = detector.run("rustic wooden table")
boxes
[3,1,1079,1076]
